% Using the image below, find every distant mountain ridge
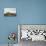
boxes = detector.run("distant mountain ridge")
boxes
[4,12,16,16]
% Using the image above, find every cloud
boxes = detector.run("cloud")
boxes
[4,8,16,14]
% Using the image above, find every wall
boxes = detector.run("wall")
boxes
[0,0,46,44]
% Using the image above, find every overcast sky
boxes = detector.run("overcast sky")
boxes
[4,8,16,13]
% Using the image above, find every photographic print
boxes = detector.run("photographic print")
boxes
[4,8,16,16]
